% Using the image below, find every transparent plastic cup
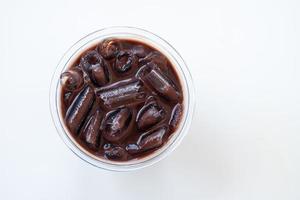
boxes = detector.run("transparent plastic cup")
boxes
[49,27,195,171]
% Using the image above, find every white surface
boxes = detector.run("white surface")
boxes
[1,0,300,199]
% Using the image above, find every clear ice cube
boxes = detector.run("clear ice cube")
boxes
[81,109,101,149]
[136,100,165,130]
[65,86,95,134]
[96,79,147,108]
[101,107,132,142]
[137,63,179,101]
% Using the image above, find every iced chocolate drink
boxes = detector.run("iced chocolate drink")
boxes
[59,39,183,161]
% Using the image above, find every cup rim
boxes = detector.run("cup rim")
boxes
[49,26,195,171]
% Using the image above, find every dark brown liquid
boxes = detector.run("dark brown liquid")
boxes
[60,38,183,161]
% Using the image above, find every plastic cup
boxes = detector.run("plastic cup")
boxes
[49,27,195,171]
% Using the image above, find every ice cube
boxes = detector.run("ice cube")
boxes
[125,144,140,154]
[95,79,147,109]
[80,109,102,149]
[114,50,138,73]
[90,63,109,86]
[98,39,120,59]
[80,50,102,71]
[169,103,183,131]
[60,69,84,91]
[104,146,128,160]
[138,126,166,151]
[137,63,180,101]
[65,86,95,134]
[101,107,132,142]
[80,50,109,86]
[126,126,167,154]
[136,100,165,130]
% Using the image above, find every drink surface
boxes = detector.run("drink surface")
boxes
[60,38,183,161]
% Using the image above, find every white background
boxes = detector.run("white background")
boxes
[1,0,300,199]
